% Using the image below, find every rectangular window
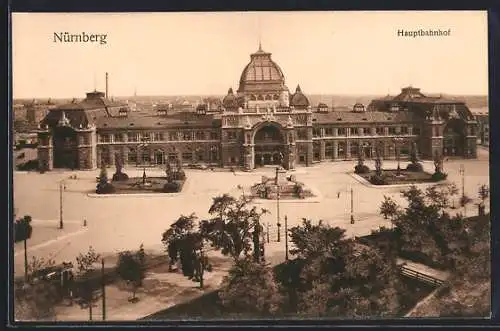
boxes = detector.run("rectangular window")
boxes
[195,131,205,140]
[128,150,137,164]
[325,128,333,136]
[114,134,123,142]
[210,132,219,140]
[169,132,178,141]
[154,132,163,141]
[313,128,321,137]
[297,129,307,140]
[183,131,192,140]
[127,133,138,142]
[168,152,178,161]
[388,127,397,135]
[142,152,150,164]
[338,128,346,136]
[100,134,110,143]
[228,131,237,140]
[376,127,384,135]
[401,126,408,134]
[350,128,358,136]
[413,127,421,135]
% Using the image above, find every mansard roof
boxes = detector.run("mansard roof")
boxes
[96,112,221,130]
[312,110,421,124]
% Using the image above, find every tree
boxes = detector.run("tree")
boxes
[374,145,383,177]
[425,183,459,211]
[112,154,129,181]
[74,246,101,321]
[98,163,108,186]
[280,219,400,317]
[116,244,146,302]
[14,256,59,321]
[14,215,33,282]
[162,214,212,289]
[219,257,284,316]
[379,196,400,219]
[201,194,268,262]
[432,151,447,181]
[165,162,173,183]
[14,278,59,321]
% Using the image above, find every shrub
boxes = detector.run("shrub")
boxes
[354,164,370,174]
[370,175,388,185]
[177,170,186,181]
[431,172,448,182]
[17,160,39,171]
[406,162,423,172]
[96,183,116,194]
[163,181,181,193]
[112,172,129,181]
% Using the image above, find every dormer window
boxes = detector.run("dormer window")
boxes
[118,108,128,117]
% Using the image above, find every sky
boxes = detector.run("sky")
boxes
[12,11,488,99]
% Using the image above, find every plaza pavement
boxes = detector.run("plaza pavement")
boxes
[13,147,490,277]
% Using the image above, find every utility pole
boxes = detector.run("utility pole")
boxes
[459,164,465,199]
[101,258,106,320]
[266,223,270,243]
[59,180,65,229]
[350,187,354,224]
[284,215,289,261]
[459,164,466,214]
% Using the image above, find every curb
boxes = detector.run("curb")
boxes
[349,172,449,189]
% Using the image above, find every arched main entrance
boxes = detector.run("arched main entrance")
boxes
[253,124,285,167]
[53,126,78,169]
[443,119,465,157]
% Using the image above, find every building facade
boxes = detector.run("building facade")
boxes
[37,46,478,171]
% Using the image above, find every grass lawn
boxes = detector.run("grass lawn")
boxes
[108,177,185,194]
[359,169,436,185]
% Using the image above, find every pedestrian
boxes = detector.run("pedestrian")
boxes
[83,219,87,227]
[337,192,340,199]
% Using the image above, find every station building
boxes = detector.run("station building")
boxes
[36,45,478,171]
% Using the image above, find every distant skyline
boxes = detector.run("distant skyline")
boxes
[12,11,488,99]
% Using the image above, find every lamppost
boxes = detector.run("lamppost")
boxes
[138,136,150,185]
[276,167,281,242]
[59,179,66,229]
[459,164,465,212]
[393,137,404,176]
[350,187,354,224]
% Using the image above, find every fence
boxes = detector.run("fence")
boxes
[398,265,444,288]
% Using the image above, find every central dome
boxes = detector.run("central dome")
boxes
[238,45,286,92]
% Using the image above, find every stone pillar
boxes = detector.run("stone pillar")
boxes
[244,145,254,170]
[333,141,339,160]
[320,141,326,161]
[346,140,352,159]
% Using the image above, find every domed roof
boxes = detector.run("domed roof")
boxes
[222,88,243,109]
[238,45,285,89]
[290,85,310,107]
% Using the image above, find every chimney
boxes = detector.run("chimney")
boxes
[105,72,109,99]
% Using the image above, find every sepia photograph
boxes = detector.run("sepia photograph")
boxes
[11,11,490,321]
